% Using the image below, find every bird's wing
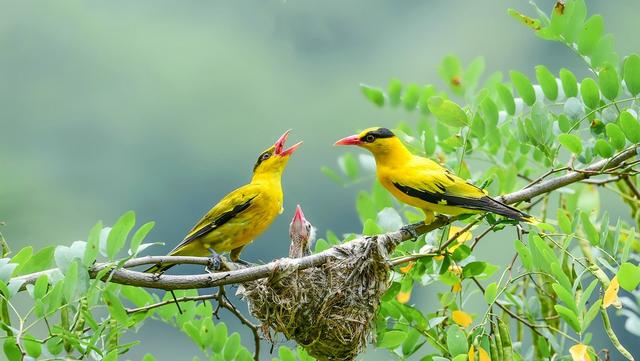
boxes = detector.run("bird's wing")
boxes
[392,163,487,206]
[392,161,532,221]
[169,185,260,253]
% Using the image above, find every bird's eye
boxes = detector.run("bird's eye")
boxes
[261,153,271,161]
[364,134,375,143]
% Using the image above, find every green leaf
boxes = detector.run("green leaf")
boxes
[462,262,487,278]
[84,221,102,267]
[507,8,541,32]
[23,334,41,358]
[580,212,599,245]
[320,166,343,185]
[130,221,155,254]
[514,239,533,271]
[619,111,640,143]
[580,78,600,109]
[360,84,385,107]
[418,85,437,114]
[18,246,54,275]
[63,260,79,302]
[338,152,359,180]
[558,133,582,154]
[9,246,32,275]
[480,97,499,128]
[552,283,578,314]
[598,63,619,101]
[34,274,49,300]
[510,71,536,106]
[580,279,599,311]
[594,139,613,158]
[559,68,578,98]
[446,325,468,356]
[623,54,640,96]
[378,330,406,349]
[605,123,626,150]
[427,96,469,127]
[223,332,241,360]
[577,15,604,55]
[470,113,485,139]
[211,323,227,353]
[582,299,601,330]
[484,282,498,305]
[496,83,516,115]
[277,346,297,361]
[387,78,402,106]
[142,354,157,361]
[3,338,22,361]
[121,285,154,308]
[554,305,581,332]
[103,350,118,361]
[403,84,421,111]
[557,209,573,234]
[106,211,136,260]
[535,65,558,100]
[564,0,587,43]
[103,288,128,323]
[617,262,640,291]
[46,337,63,356]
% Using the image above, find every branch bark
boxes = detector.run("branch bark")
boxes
[13,146,639,291]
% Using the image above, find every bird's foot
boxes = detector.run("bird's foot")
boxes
[206,248,223,273]
[401,223,422,239]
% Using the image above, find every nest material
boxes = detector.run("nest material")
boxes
[238,236,395,361]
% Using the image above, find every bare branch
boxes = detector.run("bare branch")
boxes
[13,146,639,292]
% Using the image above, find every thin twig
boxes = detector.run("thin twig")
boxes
[126,287,261,361]
[622,176,640,199]
[12,146,639,292]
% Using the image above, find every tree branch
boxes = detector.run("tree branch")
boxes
[13,146,639,292]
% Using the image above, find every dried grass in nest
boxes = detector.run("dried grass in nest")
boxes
[238,235,397,361]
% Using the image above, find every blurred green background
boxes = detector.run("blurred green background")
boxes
[2,1,639,359]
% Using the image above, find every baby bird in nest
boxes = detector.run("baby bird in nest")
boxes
[288,205,316,258]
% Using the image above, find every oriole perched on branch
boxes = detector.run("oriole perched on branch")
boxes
[146,130,302,273]
[335,127,534,224]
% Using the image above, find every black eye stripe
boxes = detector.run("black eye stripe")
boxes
[361,128,395,141]
[253,150,274,172]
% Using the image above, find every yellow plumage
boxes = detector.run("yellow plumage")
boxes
[336,127,534,224]
[146,130,301,273]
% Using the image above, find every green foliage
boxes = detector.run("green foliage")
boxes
[330,1,640,360]
[0,212,255,361]
[2,1,640,361]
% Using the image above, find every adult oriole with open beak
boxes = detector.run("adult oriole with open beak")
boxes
[335,127,534,224]
[146,130,302,273]
[288,205,316,258]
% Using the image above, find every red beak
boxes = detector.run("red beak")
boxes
[334,134,362,146]
[292,204,306,225]
[274,130,303,156]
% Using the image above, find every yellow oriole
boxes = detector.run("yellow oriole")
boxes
[335,127,534,224]
[146,130,302,273]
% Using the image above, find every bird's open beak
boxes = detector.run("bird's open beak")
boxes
[274,130,303,156]
[334,134,361,146]
[290,204,308,238]
[292,204,306,226]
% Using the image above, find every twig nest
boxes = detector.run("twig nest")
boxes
[238,235,396,361]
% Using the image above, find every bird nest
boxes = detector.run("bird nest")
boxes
[238,235,396,361]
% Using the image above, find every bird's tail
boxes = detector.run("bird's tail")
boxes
[143,263,175,274]
[480,196,538,224]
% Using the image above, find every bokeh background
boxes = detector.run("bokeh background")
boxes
[2,1,639,360]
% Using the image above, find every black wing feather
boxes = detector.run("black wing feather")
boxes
[392,182,531,222]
